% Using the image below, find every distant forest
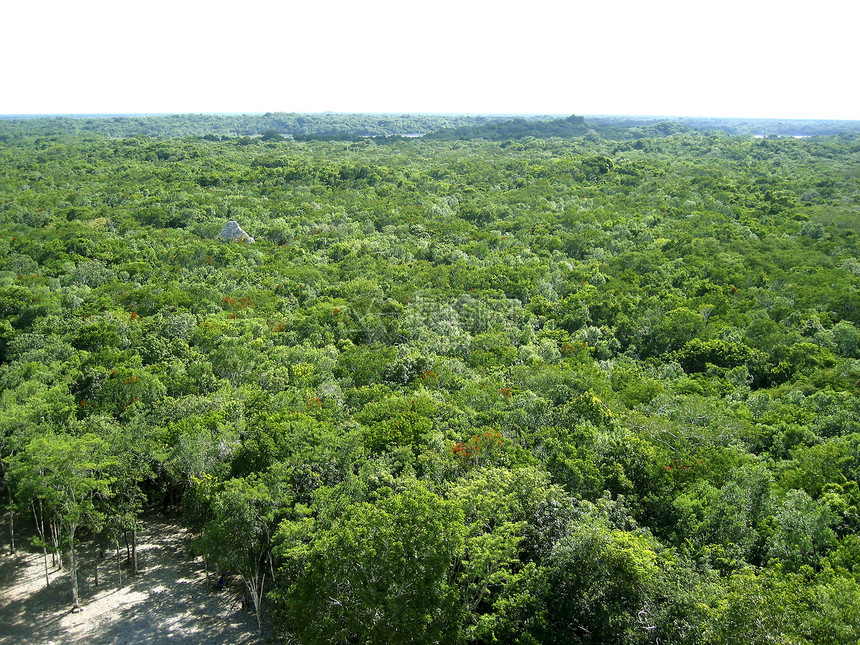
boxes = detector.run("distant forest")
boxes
[2,111,858,140]
[1,112,859,644]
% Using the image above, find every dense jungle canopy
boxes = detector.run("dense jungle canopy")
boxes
[1,113,859,643]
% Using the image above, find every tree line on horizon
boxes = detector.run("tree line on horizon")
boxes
[2,111,858,140]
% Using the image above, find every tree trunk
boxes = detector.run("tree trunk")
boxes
[117,541,122,587]
[32,501,50,587]
[93,535,99,587]
[2,478,14,555]
[249,572,265,634]
[52,520,62,569]
[8,506,15,555]
[68,524,80,609]
[43,544,50,587]
[131,525,138,575]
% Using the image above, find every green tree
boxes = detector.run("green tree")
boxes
[767,489,836,571]
[11,432,113,608]
[451,467,572,642]
[197,475,280,632]
[541,514,661,644]
[281,480,464,644]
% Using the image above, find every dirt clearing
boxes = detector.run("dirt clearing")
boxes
[0,516,265,644]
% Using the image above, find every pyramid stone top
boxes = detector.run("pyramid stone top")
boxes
[219,220,255,243]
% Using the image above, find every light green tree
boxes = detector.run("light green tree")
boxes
[767,489,836,571]
[11,432,114,608]
[196,475,279,632]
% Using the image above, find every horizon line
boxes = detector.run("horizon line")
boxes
[1,112,859,123]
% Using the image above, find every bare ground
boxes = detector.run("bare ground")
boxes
[0,515,266,645]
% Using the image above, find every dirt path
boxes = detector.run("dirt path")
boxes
[0,516,265,644]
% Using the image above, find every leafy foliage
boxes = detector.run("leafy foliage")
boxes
[2,114,860,640]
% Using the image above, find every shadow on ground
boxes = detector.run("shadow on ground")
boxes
[0,515,265,645]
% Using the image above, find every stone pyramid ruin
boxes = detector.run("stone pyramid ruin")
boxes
[218,220,255,243]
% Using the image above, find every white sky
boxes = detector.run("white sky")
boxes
[2,0,857,119]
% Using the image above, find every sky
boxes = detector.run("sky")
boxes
[2,0,857,120]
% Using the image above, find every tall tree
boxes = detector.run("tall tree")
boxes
[11,432,113,609]
[196,475,280,632]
